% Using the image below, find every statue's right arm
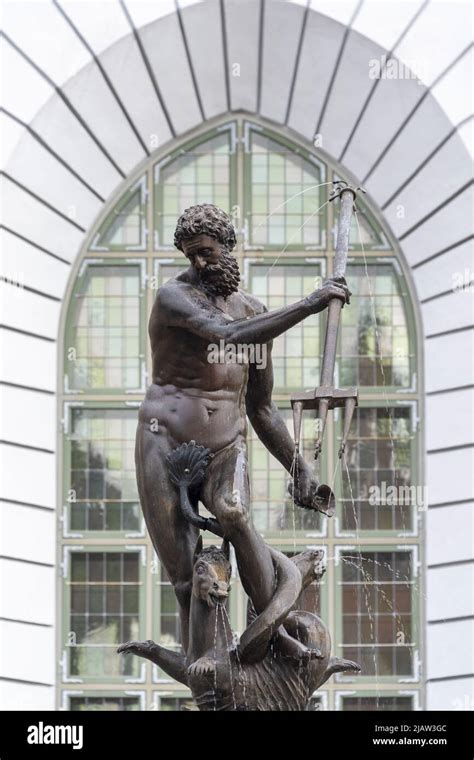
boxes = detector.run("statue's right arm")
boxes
[154,280,348,346]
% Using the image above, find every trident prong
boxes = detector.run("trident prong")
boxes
[338,396,358,460]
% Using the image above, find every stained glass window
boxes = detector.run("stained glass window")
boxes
[159,696,195,711]
[340,550,414,677]
[67,551,143,679]
[338,406,415,533]
[66,408,140,534]
[249,409,322,534]
[348,207,388,249]
[69,696,141,710]
[248,130,324,247]
[340,263,412,388]
[156,563,181,651]
[92,177,147,251]
[248,262,322,392]
[155,131,233,247]
[66,264,143,391]
[341,695,413,710]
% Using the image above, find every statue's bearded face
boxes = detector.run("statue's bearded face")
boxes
[182,234,240,298]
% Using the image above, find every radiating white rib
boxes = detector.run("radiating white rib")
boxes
[352,0,426,52]
[0,112,25,171]
[430,48,474,129]
[0,40,53,123]
[1,1,90,84]
[394,0,473,87]
[457,119,474,159]
[54,0,131,56]
[124,0,176,28]
[309,0,361,26]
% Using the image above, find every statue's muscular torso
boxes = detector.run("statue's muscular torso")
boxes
[139,273,265,453]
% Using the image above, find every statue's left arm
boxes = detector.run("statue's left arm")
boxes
[245,326,328,515]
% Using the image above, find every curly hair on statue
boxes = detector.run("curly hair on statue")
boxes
[174,203,237,252]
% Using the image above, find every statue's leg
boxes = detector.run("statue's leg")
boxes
[200,440,322,662]
[135,422,198,653]
[200,437,275,615]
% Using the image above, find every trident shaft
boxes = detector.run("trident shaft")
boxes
[291,180,365,462]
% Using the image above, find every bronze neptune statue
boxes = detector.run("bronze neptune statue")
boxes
[118,201,360,709]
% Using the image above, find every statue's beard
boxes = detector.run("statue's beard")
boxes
[198,248,241,299]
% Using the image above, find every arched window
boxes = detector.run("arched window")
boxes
[60,117,421,711]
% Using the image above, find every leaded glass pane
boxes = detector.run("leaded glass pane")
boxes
[160,696,195,711]
[68,408,140,533]
[342,695,413,711]
[156,563,181,650]
[340,263,411,388]
[154,262,187,289]
[248,262,321,392]
[67,264,142,391]
[67,552,142,679]
[348,208,388,249]
[339,406,414,532]
[69,696,140,711]
[340,551,414,677]
[249,408,322,533]
[248,131,323,247]
[92,178,146,250]
[155,132,232,247]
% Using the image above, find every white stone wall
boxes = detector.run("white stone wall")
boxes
[1,0,472,710]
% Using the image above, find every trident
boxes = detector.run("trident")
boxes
[291,180,365,471]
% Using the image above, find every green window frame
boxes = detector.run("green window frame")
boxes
[91,175,148,252]
[64,259,147,394]
[335,690,418,711]
[62,402,143,539]
[154,123,238,250]
[334,545,420,684]
[152,258,188,291]
[335,401,420,538]
[246,258,325,393]
[243,122,327,250]
[248,405,328,539]
[152,691,195,711]
[65,691,145,710]
[59,114,422,710]
[61,546,147,684]
[339,259,417,393]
